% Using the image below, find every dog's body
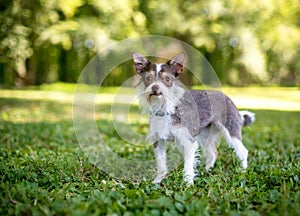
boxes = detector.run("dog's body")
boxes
[133,52,255,184]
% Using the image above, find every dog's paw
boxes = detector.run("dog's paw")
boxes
[205,163,214,172]
[241,160,248,169]
[183,175,194,186]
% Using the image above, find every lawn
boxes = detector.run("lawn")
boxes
[0,85,300,215]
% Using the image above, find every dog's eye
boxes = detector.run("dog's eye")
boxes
[145,76,152,82]
[165,77,171,82]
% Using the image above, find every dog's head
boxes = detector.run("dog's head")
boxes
[133,52,186,114]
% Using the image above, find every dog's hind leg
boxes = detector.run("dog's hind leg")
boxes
[153,139,168,184]
[215,122,248,169]
[229,137,248,169]
[200,125,221,171]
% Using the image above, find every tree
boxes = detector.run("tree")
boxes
[0,0,299,86]
[138,0,300,86]
[0,0,147,86]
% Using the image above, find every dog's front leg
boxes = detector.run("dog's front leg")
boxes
[183,140,198,185]
[153,139,168,184]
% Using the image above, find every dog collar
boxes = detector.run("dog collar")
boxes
[151,111,170,117]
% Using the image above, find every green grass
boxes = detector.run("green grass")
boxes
[1,85,300,215]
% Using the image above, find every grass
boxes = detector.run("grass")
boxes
[1,84,300,215]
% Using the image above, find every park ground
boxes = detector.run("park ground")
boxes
[0,84,299,215]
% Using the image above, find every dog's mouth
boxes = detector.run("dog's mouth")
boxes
[149,92,163,97]
[148,92,163,103]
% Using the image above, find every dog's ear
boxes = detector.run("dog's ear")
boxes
[167,52,185,76]
[132,52,151,74]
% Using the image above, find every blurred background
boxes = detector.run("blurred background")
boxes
[0,0,299,87]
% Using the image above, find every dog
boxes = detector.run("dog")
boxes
[132,52,255,185]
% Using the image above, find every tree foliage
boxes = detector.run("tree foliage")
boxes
[0,0,299,86]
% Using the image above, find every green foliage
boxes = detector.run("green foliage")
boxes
[0,87,300,215]
[0,0,299,86]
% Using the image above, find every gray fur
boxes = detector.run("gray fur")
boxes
[243,115,253,126]
[172,90,244,139]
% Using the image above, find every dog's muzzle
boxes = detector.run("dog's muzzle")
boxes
[150,84,162,97]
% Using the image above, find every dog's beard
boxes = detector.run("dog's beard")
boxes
[147,94,165,112]
[136,81,186,114]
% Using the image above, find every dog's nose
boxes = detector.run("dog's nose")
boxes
[151,85,159,93]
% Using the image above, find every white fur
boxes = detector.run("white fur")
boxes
[155,63,163,72]
[151,126,199,185]
[153,140,168,184]
[182,140,198,185]
[171,127,198,185]
[215,122,248,169]
[138,79,198,184]
[136,81,185,114]
[200,125,221,171]
[147,115,172,143]
[239,110,255,124]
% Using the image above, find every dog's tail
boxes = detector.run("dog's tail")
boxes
[239,110,255,127]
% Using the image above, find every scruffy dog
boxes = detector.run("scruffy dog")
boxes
[132,52,255,185]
